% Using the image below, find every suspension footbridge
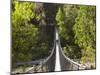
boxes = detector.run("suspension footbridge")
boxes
[12,27,86,74]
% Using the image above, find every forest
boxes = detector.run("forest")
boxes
[12,0,96,69]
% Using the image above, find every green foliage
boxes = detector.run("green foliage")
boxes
[73,6,96,64]
[56,7,65,26]
[12,1,35,24]
[12,1,39,66]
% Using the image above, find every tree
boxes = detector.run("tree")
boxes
[73,6,96,65]
[12,1,39,67]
